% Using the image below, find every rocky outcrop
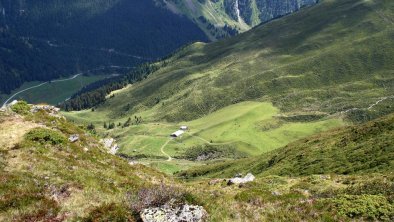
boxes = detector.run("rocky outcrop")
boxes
[100,138,120,154]
[224,0,318,25]
[140,204,208,222]
[30,104,61,118]
[227,173,255,185]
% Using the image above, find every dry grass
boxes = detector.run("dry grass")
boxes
[0,114,41,151]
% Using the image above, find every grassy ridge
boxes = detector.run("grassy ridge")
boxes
[179,113,394,178]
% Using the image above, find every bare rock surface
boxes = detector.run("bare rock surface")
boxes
[141,204,208,222]
[227,173,255,185]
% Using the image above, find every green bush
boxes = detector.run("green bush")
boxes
[25,128,66,145]
[11,101,30,115]
[181,144,247,161]
[328,194,394,221]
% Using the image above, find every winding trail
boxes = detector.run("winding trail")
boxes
[337,95,394,115]
[367,95,394,110]
[160,139,172,161]
[1,66,134,108]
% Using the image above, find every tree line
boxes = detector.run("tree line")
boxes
[60,63,160,111]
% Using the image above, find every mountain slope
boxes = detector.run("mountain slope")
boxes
[0,0,208,94]
[84,0,394,123]
[179,113,394,178]
[63,0,394,177]
[2,103,394,221]
[0,105,174,221]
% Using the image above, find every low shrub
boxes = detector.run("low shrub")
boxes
[11,101,30,115]
[128,183,186,213]
[25,128,66,145]
[327,194,394,221]
[181,144,247,161]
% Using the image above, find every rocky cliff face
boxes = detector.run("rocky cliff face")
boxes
[225,0,319,25]
[164,0,319,40]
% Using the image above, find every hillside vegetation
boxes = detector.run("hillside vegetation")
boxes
[179,113,394,178]
[86,0,394,123]
[64,0,394,175]
[0,106,176,221]
[3,105,393,221]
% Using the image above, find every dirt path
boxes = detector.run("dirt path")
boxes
[367,95,394,110]
[160,139,172,161]
[336,95,394,115]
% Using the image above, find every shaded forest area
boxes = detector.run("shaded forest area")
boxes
[0,0,208,94]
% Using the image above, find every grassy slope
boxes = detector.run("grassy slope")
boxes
[0,110,168,221]
[179,113,394,178]
[0,75,108,106]
[65,101,344,174]
[65,0,393,173]
[2,108,394,221]
[91,0,393,123]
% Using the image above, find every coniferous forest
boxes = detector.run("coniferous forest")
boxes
[0,0,207,94]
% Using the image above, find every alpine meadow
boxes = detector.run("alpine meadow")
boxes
[1,0,393,221]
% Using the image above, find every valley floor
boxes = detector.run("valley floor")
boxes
[64,101,345,173]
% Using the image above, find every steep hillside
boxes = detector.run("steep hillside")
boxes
[2,104,393,221]
[0,104,176,221]
[179,113,394,178]
[0,0,208,94]
[76,0,393,123]
[2,102,393,221]
[162,0,318,40]
[64,0,394,174]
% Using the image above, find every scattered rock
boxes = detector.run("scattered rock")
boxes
[272,191,281,196]
[129,160,138,165]
[30,104,61,117]
[100,138,120,154]
[227,173,255,185]
[68,134,79,143]
[140,204,208,222]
